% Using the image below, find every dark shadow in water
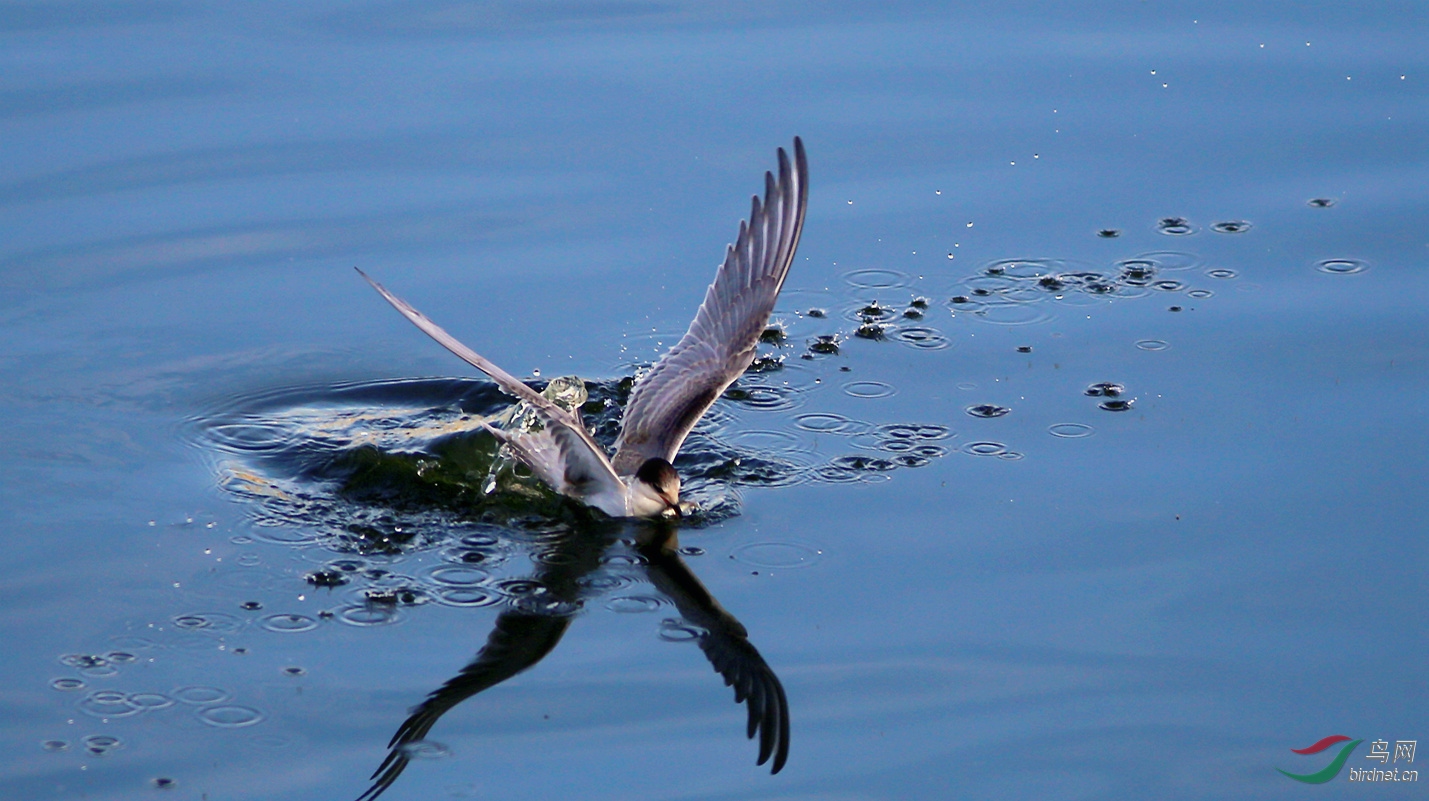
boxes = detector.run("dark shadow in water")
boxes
[355,522,788,801]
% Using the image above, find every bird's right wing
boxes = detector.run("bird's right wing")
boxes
[358,269,625,505]
[612,138,808,475]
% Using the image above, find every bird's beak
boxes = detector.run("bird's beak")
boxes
[663,500,682,520]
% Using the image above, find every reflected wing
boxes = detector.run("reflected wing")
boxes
[612,138,808,475]
[356,612,573,801]
[639,534,790,773]
[358,269,625,507]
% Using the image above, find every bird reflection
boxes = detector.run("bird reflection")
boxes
[356,522,789,801]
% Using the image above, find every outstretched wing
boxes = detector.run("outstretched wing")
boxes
[612,138,808,475]
[358,269,625,508]
[356,612,574,801]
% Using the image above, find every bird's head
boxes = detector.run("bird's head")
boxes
[633,457,682,519]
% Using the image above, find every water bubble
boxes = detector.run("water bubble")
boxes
[1099,399,1135,412]
[1084,382,1124,397]
[60,654,108,669]
[1169,305,1183,312]
[806,307,826,318]
[51,678,86,691]
[1097,229,1121,238]
[1135,340,1170,351]
[458,532,500,549]
[845,268,911,289]
[606,596,663,614]
[259,614,319,633]
[1316,259,1368,274]
[282,666,306,677]
[962,441,1007,456]
[1048,423,1095,438]
[807,334,840,355]
[731,542,823,569]
[304,570,348,587]
[153,778,177,789]
[843,381,896,399]
[173,686,231,705]
[1016,346,1032,353]
[1211,221,1251,233]
[854,322,887,340]
[1307,198,1335,208]
[966,404,1010,419]
[198,705,265,728]
[42,740,69,752]
[679,546,706,556]
[239,601,263,611]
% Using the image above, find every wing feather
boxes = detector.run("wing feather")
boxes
[612,138,808,475]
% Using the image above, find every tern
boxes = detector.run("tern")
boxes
[358,138,808,518]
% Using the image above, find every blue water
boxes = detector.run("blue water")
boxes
[2,3,1425,799]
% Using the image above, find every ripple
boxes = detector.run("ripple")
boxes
[998,451,1025,461]
[1186,289,1213,299]
[173,686,231,705]
[1157,217,1196,235]
[79,691,142,719]
[51,678,86,691]
[128,692,174,710]
[725,429,805,453]
[248,527,321,545]
[1048,423,1095,438]
[606,596,663,614]
[1152,280,1185,292]
[422,565,489,587]
[1316,258,1368,275]
[722,384,803,411]
[877,423,953,441]
[843,381,896,399]
[1206,268,1237,279]
[811,465,862,483]
[1085,382,1125,397]
[1211,220,1251,234]
[82,735,122,755]
[1307,197,1336,208]
[1135,340,1170,351]
[335,604,402,626]
[966,404,1010,419]
[172,612,244,633]
[794,413,870,435]
[967,302,1052,326]
[844,268,911,289]
[658,619,705,642]
[731,542,823,569]
[198,705,265,728]
[433,587,500,608]
[893,326,951,349]
[42,740,69,752]
[962,441,1007,456]
[259,613,319,633]
[397,741,452,760]
[1132,251,1201,271]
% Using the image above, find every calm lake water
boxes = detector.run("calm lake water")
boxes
[2,3,1425,799]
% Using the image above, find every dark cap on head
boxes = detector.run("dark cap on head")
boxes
[635,457,680,499]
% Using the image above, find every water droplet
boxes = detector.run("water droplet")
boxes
[893,326,951,349]
[304,570,348,587]
[42,740,69,752]
[1152,280,1185,292]
[1084,382,1124,397]
[198,705,264,728]
[1316,258,1368,274]
[1099,399,1135,412]
[1157,217,1196,235]
[806,308,826,318]
[966,404,1010,418]
[1307,197,1335,208]
[1097,229,1121,238]
[1135,340,1170,351]
[336,605,401,626]
[1186,290,1213,299]
[658,619,704,642]
[152,777,177,789]
[1206,268,1237,279]
[1048,423,1095,438]
[1016,346,1032,353]
[51,678,86,692]
[82,735,122,755]
[1211,220,1251,233]
[240,601,263,611]
[423,565,488,587]
[282,666,306,677]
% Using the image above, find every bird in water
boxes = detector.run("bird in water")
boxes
[358,138,808,518]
